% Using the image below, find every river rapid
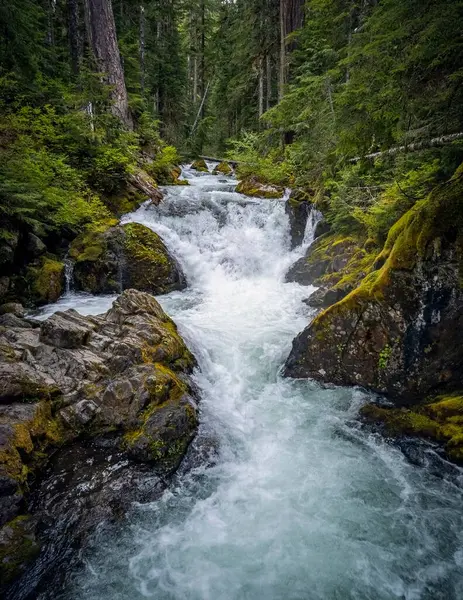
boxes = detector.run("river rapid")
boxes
[36,166,463,600]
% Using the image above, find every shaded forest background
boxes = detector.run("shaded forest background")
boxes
[1,0,463,304]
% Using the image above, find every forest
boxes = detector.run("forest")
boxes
[2,2,463,598]
[1,1,463,294]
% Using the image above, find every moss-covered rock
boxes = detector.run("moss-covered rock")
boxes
[191,159,209,173]
[0,516,40,588]
[236,175,284,199]
[69,221,186,295]
[285,164,463,403]
[213,161,233,176]
[0,290,199,591]
[361,393,463,462]
[25,257,65,305]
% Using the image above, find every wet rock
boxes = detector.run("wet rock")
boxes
[190,159,209,173]
[25,257,65,306]
[70,221,186,295]
[236,175,284,199]
[305,286,352,309]
[0,290,198,593]
[314,219,331,240]
[213,161,233,175]
[285,165,463,404]
[286,235,360,286]
[0,314,31,329]
[285,189,313,249]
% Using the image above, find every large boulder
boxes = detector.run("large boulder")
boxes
[0,290,198,590]
[236,175,284,199]
[69,221,186,295]
[285,165,463,404]
[190,159,209,173]
[25,257,65,306]
[213,161,233,176]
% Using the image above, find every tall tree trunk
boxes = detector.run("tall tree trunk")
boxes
[200,0,206,119]
[87,0,133,129]
[258,56,264,121]
[139,2,145,92]
[266,54,272,111]
[278,0,285,101]
[68,0,80,75]
[279,0,305,99]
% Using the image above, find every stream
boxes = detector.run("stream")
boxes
[36,166,463,599]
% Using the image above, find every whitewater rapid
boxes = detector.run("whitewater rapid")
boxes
[38,167,463,599]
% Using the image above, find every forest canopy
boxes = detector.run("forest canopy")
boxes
[1,0,463,302]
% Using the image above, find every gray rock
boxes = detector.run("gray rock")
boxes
[26,233,46,257]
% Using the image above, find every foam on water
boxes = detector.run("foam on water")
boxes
[38,167,463,600]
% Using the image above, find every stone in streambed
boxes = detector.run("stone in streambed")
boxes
[236,175,284,199]
[213,161,233,175]
[69,221,186,295]
[190,159,209,173]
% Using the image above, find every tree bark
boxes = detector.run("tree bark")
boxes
[87,0,133,129]
[258,56,264,121]
[279,0,305,98]
[139,3,145,92]
[68,0,81,76]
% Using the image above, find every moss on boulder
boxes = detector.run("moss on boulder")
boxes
[236,176,284,199]
[0,516,40,587]
[25,257,65,305]
[191,159,209,173]
[213,161,233,175]
[285,164,463,403]
[361,393,463,462]
[69,220,186,295]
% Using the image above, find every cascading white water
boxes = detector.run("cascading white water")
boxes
[38,167,463,600]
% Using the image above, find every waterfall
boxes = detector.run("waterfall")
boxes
[64,256,75,294]
[302,207,324,247]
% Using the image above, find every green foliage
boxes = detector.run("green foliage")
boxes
[146,145,182,184]
[226,132,292,186]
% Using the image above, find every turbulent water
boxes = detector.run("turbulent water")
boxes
[37,166,463,599]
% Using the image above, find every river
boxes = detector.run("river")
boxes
[36,166,463,600]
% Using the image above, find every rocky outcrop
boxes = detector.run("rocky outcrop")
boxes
[213,161,233,176]
[285,165,463,404]
[69,221,186,295]
[191,159,209,173]
[285,189,313,248]
[0,289,198,591]
[25,257,65,305]
[236,176,284,199]
[360,394,463,463]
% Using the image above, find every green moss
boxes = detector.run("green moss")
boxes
[236,177,284,198]
[26,256,65,305]
[191,159,209,173]
[0,402,66,486]
[361,391,463,462]
[69,219,118,262]
[213,161,233,175]
[0,515,40,586]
